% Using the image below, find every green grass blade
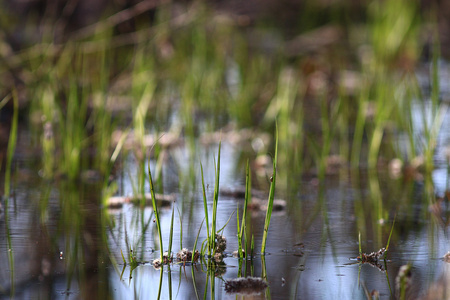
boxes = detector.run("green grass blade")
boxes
[168,205,175,259]
[211,142,221,255]
[177,207,183,250]
[148,160,163,261]
[217,211,234,233]
[358,231,362,257]
[385,214,396,253]
[121,249,126,264]
[261,126,278,254]
[237,205,241,255]
[200,163,210,254]
[4,89,18,198]
[251,234,255,258]
[241,160,251,258]
[193,219,204,263]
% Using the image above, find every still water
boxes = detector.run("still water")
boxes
[0,104,449,300]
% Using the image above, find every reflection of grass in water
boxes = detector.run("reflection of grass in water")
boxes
[0,1,449,298]
[2,90,18,297]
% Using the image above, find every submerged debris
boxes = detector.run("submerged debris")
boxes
[107,193,175,209]
[232,249,245,258]
[358,248,386,263]
[152,258,162,269]
[214,252,223,263]
[215,234,227,254]
[152,252,173,269]
[176,248,200,263]
[224,277,268,295]
[250,198,287,212]
[443,251,450,263]
[357,248,386,271]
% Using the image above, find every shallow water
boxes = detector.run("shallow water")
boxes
[1,108,449,300]
[0,81,449,299]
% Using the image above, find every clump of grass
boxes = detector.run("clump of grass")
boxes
[120,248,138,270]
[200,142,222,259]
[261,127,278,254]
[357,216,396,269]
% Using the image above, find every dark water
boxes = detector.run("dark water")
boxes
[0,101,449,300]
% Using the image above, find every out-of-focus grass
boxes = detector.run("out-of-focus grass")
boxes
[0,0,443,184]
[0,2,447,297]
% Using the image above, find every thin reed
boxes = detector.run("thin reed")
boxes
[261,127,278,254]
[148,160,163,261]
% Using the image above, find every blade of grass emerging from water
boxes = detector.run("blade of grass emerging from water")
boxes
[238,160,251,259]
[243,160,251,250]
[261,127,278,254]
[192,219,204,263]
[211,142,221,256]
[385,215,396,254]
[358,231,362,258]
[200,163,210,255]
[177,207,183,250]
[168,206,175,260]
[148,160,163,261]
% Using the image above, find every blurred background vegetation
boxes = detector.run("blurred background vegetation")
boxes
[1,1,449,298]
[1,0,445,180]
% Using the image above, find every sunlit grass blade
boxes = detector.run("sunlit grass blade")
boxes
[261,126,278,254]
[177,207,183,250]
[385,214,396,253]
[358,231,362,257]
[251,234,255,258]
[192,219,204,263]
[121,249,126,264]
[211,142,221,256]
[200,163,210,254]
[238,160,251,259]
[237,206,242,259]
[217,211,234,233]
[148,159,163,261]
[168,206,175,260]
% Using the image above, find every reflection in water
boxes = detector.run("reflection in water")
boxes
[0,178,113,299]
[0,105,449,299]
